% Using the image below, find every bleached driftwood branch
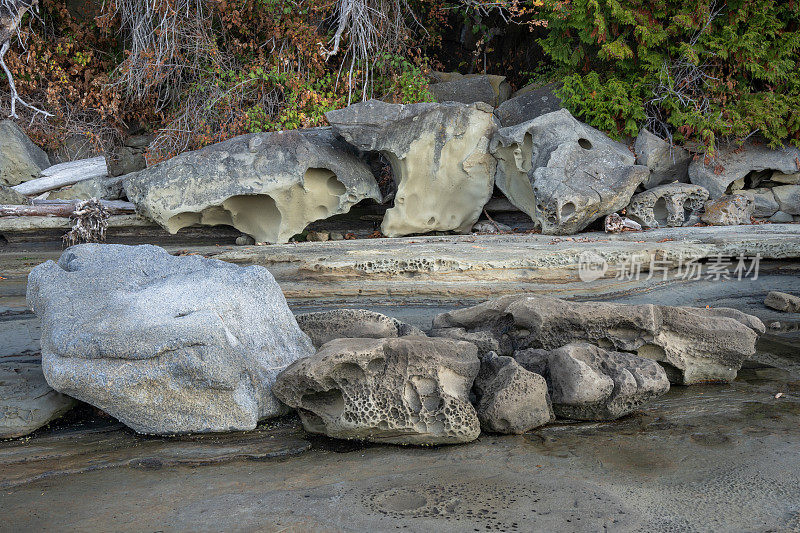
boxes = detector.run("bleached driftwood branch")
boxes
[12,156,108,195]
[0,199,134,217]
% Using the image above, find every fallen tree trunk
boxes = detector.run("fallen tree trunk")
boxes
[12,156,108,196]
[0,200,135,217]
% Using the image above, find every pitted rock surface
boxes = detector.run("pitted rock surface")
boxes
[490,109,648,234]
[326,100,497,237]
[296,309,425,348]
[514,343,669,420]
[626,183,708,228]
[26,244,314,435]
[472,352,553,433]
[431,294,764,385]
[273,336,481,445]
[124,127,381,243]
[0,359,75,438]
[634,128,692,189]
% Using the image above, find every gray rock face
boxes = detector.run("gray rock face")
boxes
[634,129,692,189]
[688,140,800,198]
[326,100,497,237]
[0,359,75,438]
[49,176,124,201]
[429,74,511,107]
[0,120,50,186]
[740,188,780,218]
[295,309,425,348]
[772,185,800,215]
[772,171,800,185]
[769,211,794,223]
[552,343,667,420]
[273,337,481,445]
[701,194,755,225]
[515,343,669,420]
[764,291,800,313]
[27,244,315,435]
[490,109,648,234]
[431,295,765,385]
[0,184,30,205]
[472,352,553,434]
[124,128,381,244]
[626,183,708,228]
[493,82,563,127]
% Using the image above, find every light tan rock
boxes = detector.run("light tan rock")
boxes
[326,100,497,237]
[764,291,800,313]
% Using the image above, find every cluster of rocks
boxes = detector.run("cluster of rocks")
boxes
[2,75,798,241]
[6,244,770,444]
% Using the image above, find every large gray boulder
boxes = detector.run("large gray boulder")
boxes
[516,343,669,421]
[1,359,75,438]
[626,183,708,228]
[494,82,563,127]
[490,109,648,234]
[634,129,692,189]
[27,244,315,435]
[295,309,424,348]
[688,140,800,198]
[773,185,800,215]
[431,295,765,385]
[273,336,481,445]
[0,184,30,205]
[472,352,553,434]
[429,73,511,107]
[739,188,780,218]
[0,120,50,186]
[124,128,381,244]
[326,100,497,237]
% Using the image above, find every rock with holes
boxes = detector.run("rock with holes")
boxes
[431,294,765,385]
[123,127,381,244]
[701,194,755,225]
[26,244,315,435]
[0,120,50,187]
[490,109,649,234]
[514,342,669,421]
[626,183,709,228]
[1,359,75,438]
[472,352,553,433]
[688,140,800,198]
[326,100,497,237]
[634,128,692,189]
[273,336,481,445]
[295,309,425,349]
[764,291,800,313]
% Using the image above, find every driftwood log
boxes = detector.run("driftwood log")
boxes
[0,199,135,217]
[12,156,108,196]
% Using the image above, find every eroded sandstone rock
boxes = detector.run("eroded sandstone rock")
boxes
[0,120,50,187]
[626,183,708,228]
[0,184,29,205]
[490,109,648,234]
[764,291,800,313]
[493,82,563,127]
[688,140,800,198]
[773,185,800,215]
[472,352,553,433]
[326,100,497,237]
[273,337,481,445]
[124,128,381,243]
[740,188,780,218]
[634,129,692,189]
[1,359,75,438]
[296,309,424,348]
[431,295,765,385]
[515,343,669,421]
[27,244,315,435]
[701,194,755,225]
